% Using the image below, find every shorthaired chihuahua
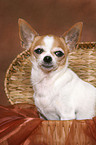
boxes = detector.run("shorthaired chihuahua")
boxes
[18,19,96,120]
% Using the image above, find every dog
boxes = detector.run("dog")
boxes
[18,18,96,120]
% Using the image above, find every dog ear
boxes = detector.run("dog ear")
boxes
[62,22,83,51]
[18,18,38,49]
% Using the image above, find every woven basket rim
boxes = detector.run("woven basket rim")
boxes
[4,42,96,105]
[4,48,31,104]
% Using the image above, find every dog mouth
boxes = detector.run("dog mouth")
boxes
[40,63,54,71]
[42,64,53,68]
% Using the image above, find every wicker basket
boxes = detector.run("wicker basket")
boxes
[4,42,96,144]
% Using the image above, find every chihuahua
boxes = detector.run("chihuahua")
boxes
[18,19,96,120]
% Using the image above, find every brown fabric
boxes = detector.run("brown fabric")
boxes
[0,104,43,145]
[85,117,96,142]
[0,104,96,145]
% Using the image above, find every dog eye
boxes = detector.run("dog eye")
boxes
[54,51,64,57]
[34,48,44,54]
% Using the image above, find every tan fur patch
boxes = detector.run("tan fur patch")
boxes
[52,36,68,67]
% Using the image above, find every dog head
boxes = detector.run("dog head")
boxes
[18,19,83,72]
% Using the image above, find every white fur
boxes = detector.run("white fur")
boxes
[43,36,54,51]
[31,36,96,120]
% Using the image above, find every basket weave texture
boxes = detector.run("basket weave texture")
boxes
[5,42,96,104]
[4,42,96,145]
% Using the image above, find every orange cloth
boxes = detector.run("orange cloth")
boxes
[0,104,96,145]
[0,104,43,145]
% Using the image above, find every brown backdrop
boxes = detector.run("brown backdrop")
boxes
[0,0,96,105]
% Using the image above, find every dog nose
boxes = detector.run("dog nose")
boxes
[43,56,52,63]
